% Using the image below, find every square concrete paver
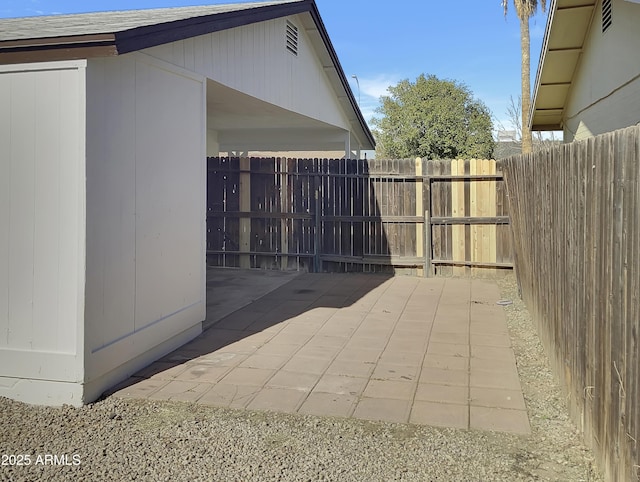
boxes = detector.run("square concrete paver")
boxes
[109,378,168,399]
[415,383,469,405]
[266,370,320,392]
[247,387,307,412]
[219,367,276,386]
[198,383,261,409]
[111,271,530,435]
[363,379,416,401]
[148,380,211,402]
[353,397,411,424]
[410,400,468,429]
[313,374,368,396]
[298,392,357,418]
[470,387,527,410]
[470,406,531,434]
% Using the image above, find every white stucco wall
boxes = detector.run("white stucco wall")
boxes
[84,53,206,402]
[142,15,352,131]
[564,0,640,141]
[0,60,87,405]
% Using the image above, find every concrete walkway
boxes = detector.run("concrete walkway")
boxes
[111,270,529,434]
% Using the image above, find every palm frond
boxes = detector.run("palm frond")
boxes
[503,0,547,20]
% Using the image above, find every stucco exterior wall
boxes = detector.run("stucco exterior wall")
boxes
[0,60,87,405]
[564,0,640,141]
[83,53,206,402]
[142,15,351,131]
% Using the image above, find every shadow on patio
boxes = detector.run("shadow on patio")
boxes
[107,268,530,434]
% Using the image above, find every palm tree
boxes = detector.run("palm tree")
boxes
[503,0,546,154]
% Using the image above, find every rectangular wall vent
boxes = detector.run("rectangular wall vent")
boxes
[286,20,298,56]
[602,0,612,32]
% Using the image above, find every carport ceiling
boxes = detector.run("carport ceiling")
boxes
[207,78,350,151]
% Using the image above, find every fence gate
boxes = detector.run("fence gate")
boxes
[426,158,513,276]
[206,157,512,276]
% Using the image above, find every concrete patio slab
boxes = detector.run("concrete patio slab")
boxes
[109,269,530,435]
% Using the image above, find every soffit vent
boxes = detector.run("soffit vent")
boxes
[286,20,298,56]
[602,0,612,32]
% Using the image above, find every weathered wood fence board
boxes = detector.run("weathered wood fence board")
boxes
[207,157,512,276]
[502,125,640,482]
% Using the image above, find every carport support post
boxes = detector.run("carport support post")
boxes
[239,157,251,268]
[344,132,351,159]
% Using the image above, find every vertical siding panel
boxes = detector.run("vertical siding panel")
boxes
[8,73,36,349]
[183,37,195,72]
[0,75,10,341]
[266,20,276,101]
[171,40,185,67]
[134,61,204,329]
[193,35,205,74]
[32,70,62,351]
[205,33,215,78]
[86,57,137,351]
[0,64,84,357]
[49,66,84,356]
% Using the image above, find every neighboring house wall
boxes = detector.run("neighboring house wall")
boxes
[83,53,206,402]
[142,15,351,132]
[0,60,87,405]
[564,0,640,141]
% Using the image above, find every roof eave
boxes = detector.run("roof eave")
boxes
[115,1,311,54]
[0,1,311,63]
[529,0,558,131]
[306,2,375,149]
[0,0,375,150]
[530,0,597,132]
[0,34,117,65]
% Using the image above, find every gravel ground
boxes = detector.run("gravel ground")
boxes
[1,274,602,481]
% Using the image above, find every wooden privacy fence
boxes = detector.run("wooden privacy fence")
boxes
[502,125,640,482]
[207,157,512,276]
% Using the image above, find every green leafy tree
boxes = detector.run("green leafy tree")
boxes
[371,74,495,159]
[502,0,547,154]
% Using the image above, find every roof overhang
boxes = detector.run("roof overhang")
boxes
[0,0,374,149]
[530,0,597,131]
[207,79,360,152]
[0,2,308,62]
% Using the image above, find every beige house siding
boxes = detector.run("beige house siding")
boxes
[564,0,640,141]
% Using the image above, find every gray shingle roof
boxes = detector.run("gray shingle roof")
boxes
[0,0,375,148]
[0,1,302,41]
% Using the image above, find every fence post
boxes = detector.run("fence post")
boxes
[239,157,251,269]
[415,157,425,276]
[279,157,289,270]
[424,168,433,277]
[451,159,466,276]
[313,175,321,273]
[424,208,433,277]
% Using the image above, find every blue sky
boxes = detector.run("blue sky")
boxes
[0,0,549,135]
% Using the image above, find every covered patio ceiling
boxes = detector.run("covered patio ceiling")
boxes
[207,79,358,153]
